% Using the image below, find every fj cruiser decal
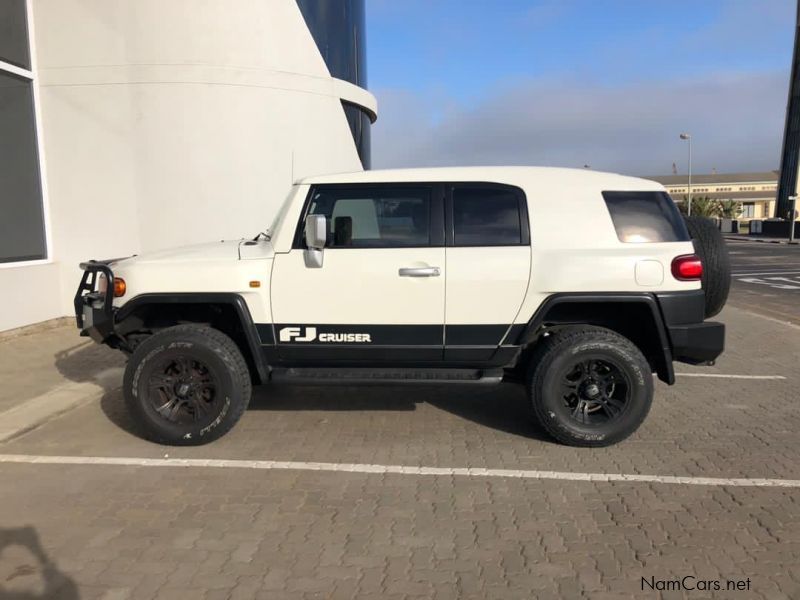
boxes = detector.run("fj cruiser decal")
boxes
[279,326,318,342]
[279,326,372,343]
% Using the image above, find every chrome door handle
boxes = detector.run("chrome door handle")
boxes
[399,266,440,277]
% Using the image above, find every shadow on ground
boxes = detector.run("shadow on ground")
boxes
[99,389,140,438]
[58,340,551,444]
[53,342,125,392]
[248,382,549,442]
[0,526,79,599]
[98,381,550,444]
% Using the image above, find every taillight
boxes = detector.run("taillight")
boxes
[671,254,703,281]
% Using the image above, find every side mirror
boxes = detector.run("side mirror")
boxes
[304,214,327,249]
[303,214,326,268]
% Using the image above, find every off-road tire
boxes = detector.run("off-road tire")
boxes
[683,216,730,318]
[527,326,653,447]
[123,324,252,445]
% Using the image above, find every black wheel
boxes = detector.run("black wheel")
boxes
[527,326,653,447]
[683,216,730,318]
[123,324,252,445]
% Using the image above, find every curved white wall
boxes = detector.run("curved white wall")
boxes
[0,0,377,330]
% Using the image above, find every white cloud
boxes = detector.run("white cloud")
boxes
[372,71,788,176]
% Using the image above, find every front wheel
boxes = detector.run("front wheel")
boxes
[527,326,653,447]
[123,324,252,445]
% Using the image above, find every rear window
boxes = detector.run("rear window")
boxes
[602,191,690,243]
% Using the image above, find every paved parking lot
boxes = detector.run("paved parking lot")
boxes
[1,241,799,599]
[727,239,800,325]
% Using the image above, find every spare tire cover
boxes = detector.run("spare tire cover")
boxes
[683,216,731,318]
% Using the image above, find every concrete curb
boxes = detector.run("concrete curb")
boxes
[0,381,110,443]
[0,316,73,343]
[724,236,800,245]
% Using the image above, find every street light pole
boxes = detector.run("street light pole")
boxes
[790,195,797,244]
[680,133,692,216]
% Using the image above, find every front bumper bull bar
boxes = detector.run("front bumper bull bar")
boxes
[74,260,116,343]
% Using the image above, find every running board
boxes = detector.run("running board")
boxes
[269,367,505,385]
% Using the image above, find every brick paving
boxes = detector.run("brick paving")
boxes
[1,303,799,598]
[726,240,800,325]
[3,463,799,600]
[0,324,124,413]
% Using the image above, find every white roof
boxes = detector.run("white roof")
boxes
[298,166,661,191]
[296,167,670,250]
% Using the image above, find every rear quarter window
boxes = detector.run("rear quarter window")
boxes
[602,191,690,243]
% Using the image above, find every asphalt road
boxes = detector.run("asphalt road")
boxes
[726,239,800,325]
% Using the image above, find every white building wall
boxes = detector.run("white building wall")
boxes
[0,0,376,332]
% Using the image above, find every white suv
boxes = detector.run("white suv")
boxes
[75,167,728,447]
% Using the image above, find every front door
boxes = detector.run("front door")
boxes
[270,183,446,363]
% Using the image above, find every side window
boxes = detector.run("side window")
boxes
[602,191,690,243]
[452,187,524,246]
[307,186,431,248]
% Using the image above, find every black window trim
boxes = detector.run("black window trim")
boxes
[291,182,446,250]
[0,4,48,265]
[0,0,32,71]
[445,182,531,247]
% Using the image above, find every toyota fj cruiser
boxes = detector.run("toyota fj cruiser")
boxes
[75,167,728,447]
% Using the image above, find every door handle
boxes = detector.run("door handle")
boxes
[399,266,441,277]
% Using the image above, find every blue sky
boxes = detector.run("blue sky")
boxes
[366,0,795,175]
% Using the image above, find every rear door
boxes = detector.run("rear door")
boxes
[444,183,532,361]
[270,183,446,363]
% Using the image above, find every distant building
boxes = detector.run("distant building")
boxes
[647,171,779,220]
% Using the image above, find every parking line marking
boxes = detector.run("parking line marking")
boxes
[1,454,799,488]
[675,373,786,380]
[732,271,800,276]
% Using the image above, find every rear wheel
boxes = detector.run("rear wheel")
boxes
[527,326,653,447]
[123,324,251,445]
[684,216,730,317]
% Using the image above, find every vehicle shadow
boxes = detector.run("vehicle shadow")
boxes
[425,384,549,441]
[99,389,140,438]
[53,341,125,392]
[63,342,551,443]
[250,382,551,442]
[99,382,550,442]
[0,526,79,599]
[249,383,419,411]
[54,343,137,438]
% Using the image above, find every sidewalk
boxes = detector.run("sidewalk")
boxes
[724,233,799,244]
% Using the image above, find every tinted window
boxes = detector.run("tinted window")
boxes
[307,187,430,248]
[295,0,366,88]
[342,101,371,169]
[453,187,522,246]
[0,0,30,69]
[602,191,690,243]
[0,71,46,263]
